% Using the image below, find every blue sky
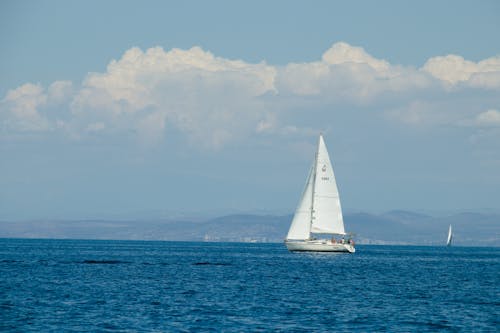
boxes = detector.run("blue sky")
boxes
[1,0,499,219]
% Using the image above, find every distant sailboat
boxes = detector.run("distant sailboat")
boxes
[285,134,355,253]
[446,224,453,246]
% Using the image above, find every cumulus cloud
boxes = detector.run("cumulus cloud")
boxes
[279,43,500,104]
[278,42,434,102]
[0,83,50,131]
[1,42,499,146]
[422,54,500,88]
[136,111,167,145]
[385,100,465,126]
[0,80,75,133]
[48,81,73,104]
[476,109,500,127]
[322,42,390,73]
[69,46,277,147]
[72,46,276,113]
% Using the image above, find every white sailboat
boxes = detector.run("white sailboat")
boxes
[285,134,355,253]
[446,224,453,246]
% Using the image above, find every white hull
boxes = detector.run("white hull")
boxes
[285,240,355,253]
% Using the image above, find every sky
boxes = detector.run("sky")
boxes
[1,0,499,220]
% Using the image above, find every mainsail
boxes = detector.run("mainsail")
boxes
[286,135,346,240]
[310,135,345,235]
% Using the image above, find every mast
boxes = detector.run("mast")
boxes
[308,135,320,238]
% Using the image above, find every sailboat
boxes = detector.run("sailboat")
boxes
[285,134,355,253]
[446,224,453,246]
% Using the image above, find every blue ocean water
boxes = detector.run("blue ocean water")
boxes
[0,239,498,332]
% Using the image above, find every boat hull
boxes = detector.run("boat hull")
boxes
[285,240,355,253]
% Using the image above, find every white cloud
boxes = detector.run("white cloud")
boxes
[476,109,500,127]
[72,46,276,113]
[322,42,390,73]
[468,71,500,89]
[136,111,167,144]
[0,83,50,131]
[48,81,73,104]
[278,62,329,95]
[278,43,500,106]
[1,42,499,146]
[278,42,434,101]
[0,81,75,133]
[385,100,454,126]
[422,54,500,88]
[68,46,277,147]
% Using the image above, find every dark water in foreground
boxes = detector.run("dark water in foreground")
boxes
[0,239,498,332]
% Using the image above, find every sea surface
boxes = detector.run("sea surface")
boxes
[0,239,498,332]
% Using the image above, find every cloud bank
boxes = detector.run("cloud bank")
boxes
[1,42,499,147]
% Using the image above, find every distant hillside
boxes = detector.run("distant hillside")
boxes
[346,211,499,246]
[0,211,498,246]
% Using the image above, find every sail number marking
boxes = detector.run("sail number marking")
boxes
[321,165,328,180]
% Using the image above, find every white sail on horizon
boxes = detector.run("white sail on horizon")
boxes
[446,224,453,246]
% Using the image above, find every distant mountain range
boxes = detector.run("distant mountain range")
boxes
[0,211,498,246]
